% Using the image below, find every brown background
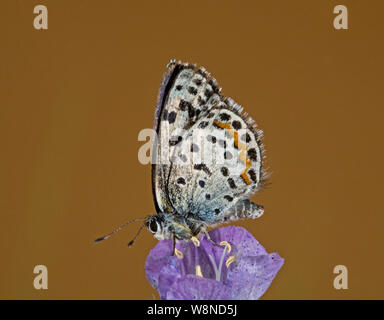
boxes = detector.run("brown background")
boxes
[1,0,383,299]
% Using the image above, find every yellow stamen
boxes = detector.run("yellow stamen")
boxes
[174,248,183,259]
[220,241,232,253]
[195,265,203,277]
[191,236,200,247]
[225,256,236,268]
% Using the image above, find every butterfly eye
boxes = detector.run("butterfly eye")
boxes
[148,220,158,233]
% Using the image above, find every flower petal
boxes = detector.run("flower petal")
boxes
[145,239,173,289]
[175,240,216,279]
[165,275,232,300]
[208,226,267,257]
[145,226,284,300]
[157,259,182,299]
[226,253,284,300]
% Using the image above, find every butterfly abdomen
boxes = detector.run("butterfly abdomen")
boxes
[217,200,264,225]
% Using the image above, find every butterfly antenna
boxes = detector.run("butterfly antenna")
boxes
[94,217,148,243]
[127,223,147,247]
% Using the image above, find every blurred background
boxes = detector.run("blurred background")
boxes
[1,0,383,299]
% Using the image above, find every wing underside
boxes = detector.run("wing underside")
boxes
[151,60,265,223]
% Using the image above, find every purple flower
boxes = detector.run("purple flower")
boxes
[145,226,284,300]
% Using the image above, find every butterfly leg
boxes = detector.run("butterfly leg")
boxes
[204,231,225,249]
[171,235,184,259]
[171,234,176,256]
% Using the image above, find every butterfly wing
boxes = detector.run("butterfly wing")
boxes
[166,102,264,223]
[152,60,265,224]
[152,60,223,214]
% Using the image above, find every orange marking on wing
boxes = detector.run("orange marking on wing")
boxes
[214,120,253,185]
[214,121,232,130]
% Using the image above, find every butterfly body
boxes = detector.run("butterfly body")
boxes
[147,60,266,242]
[146,213,205,241]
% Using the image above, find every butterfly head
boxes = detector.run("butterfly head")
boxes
[145,213,199,241]
[95,213,200,246]
[145,215,167,240]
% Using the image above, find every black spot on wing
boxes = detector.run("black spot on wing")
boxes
[178,98,197,120]
[188,86,198,95]
[199,121,209,129]
[177,177,186,185]
[221,167,229,176]
[227,178,237,189]
[197,96,206,106]
[241,133,251,143]
[191,143,199,152]
[224,151,233,160]
[179,99,191,111]
[232,120,242,130]
[218,140,227,148]
[168,111,177,124]
[219,113,231,121]
[207,135,216,143]
[188,105,196,118]
[247,148,258,162]
[204,88,213,98]
[248,169,258,183]
[169,135,182,146]
[194,164,212,176]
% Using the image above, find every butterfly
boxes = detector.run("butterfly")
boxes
[95,60,266,250]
